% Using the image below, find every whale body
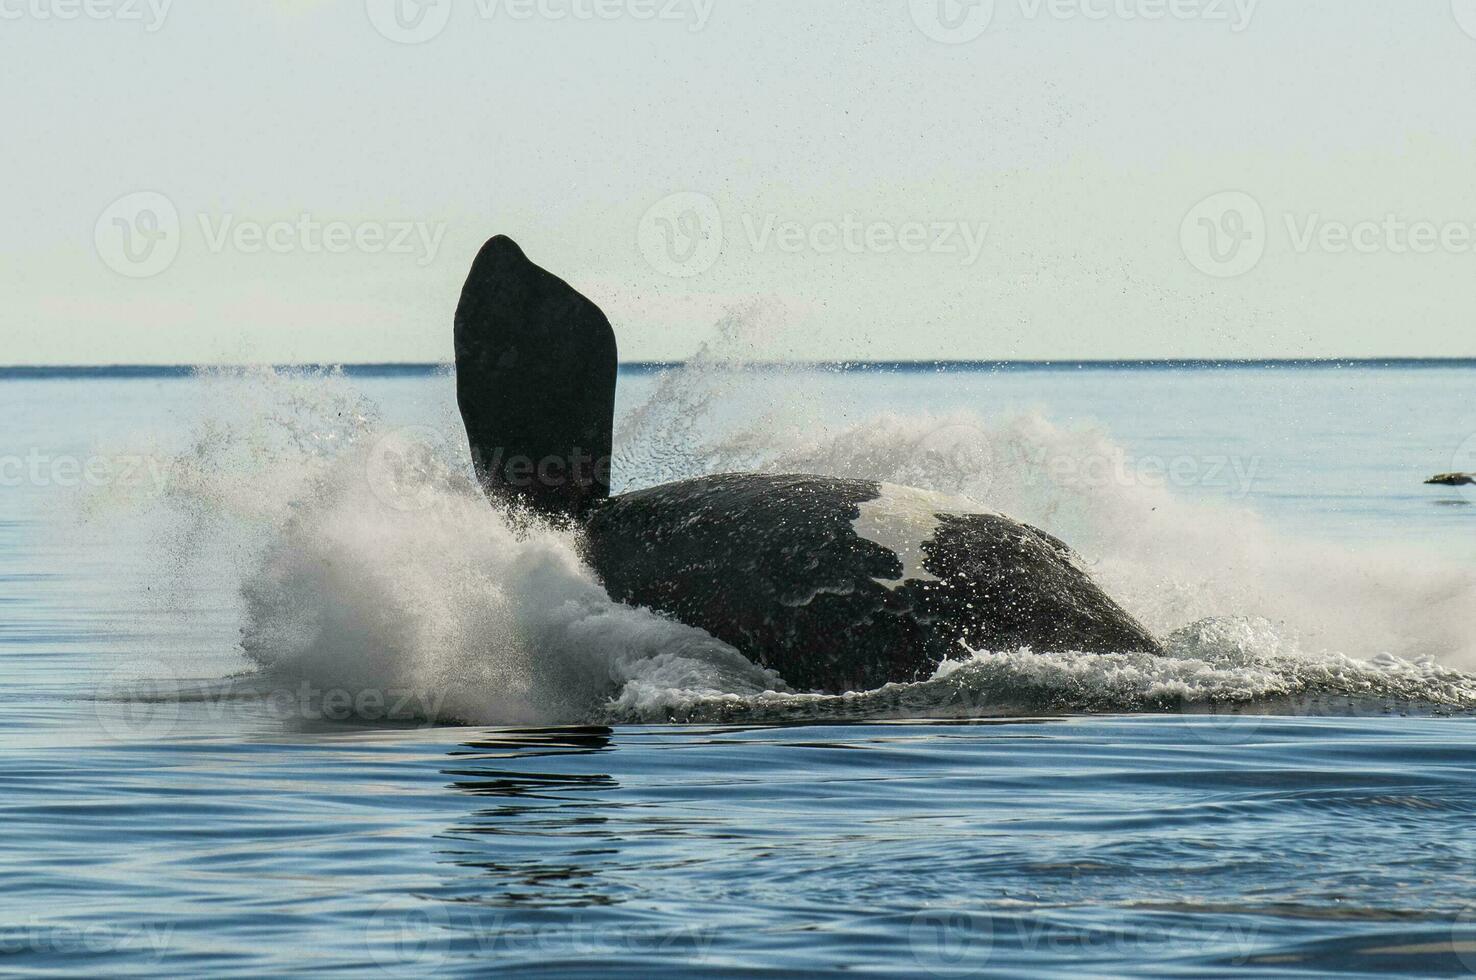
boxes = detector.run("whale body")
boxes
[455,235,1162,693]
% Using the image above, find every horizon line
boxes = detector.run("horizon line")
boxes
[1,356,1475,379]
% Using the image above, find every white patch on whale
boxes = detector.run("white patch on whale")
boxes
[851,483,996,590]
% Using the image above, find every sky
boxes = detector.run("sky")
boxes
[2,0,1475,364]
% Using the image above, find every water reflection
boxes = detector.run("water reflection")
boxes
[427,720,1064,913]
[435,728,623,909]
[443,727,616,801]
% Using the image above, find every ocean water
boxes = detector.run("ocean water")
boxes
[3,357,1476,976]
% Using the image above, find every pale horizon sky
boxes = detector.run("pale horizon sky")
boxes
[3,0,1476,365]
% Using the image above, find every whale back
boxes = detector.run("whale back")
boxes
[454,236,618,518]
[582,473,1163,693]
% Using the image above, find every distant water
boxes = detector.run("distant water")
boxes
[3,359,1475,975]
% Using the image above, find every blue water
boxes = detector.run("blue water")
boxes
[3,363,1476,975]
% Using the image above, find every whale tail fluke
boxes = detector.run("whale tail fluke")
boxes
[454,236,618,519]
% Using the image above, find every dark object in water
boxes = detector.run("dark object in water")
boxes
[583,473,1162,693]
[1426,473,1476,487]
[453,235,1163,693]
[455,236,617,518]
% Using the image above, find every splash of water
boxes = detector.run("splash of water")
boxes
[140,348,1476,726]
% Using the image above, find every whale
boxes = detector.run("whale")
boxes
[1426,473,1475,487]
[455,235,1162,694]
